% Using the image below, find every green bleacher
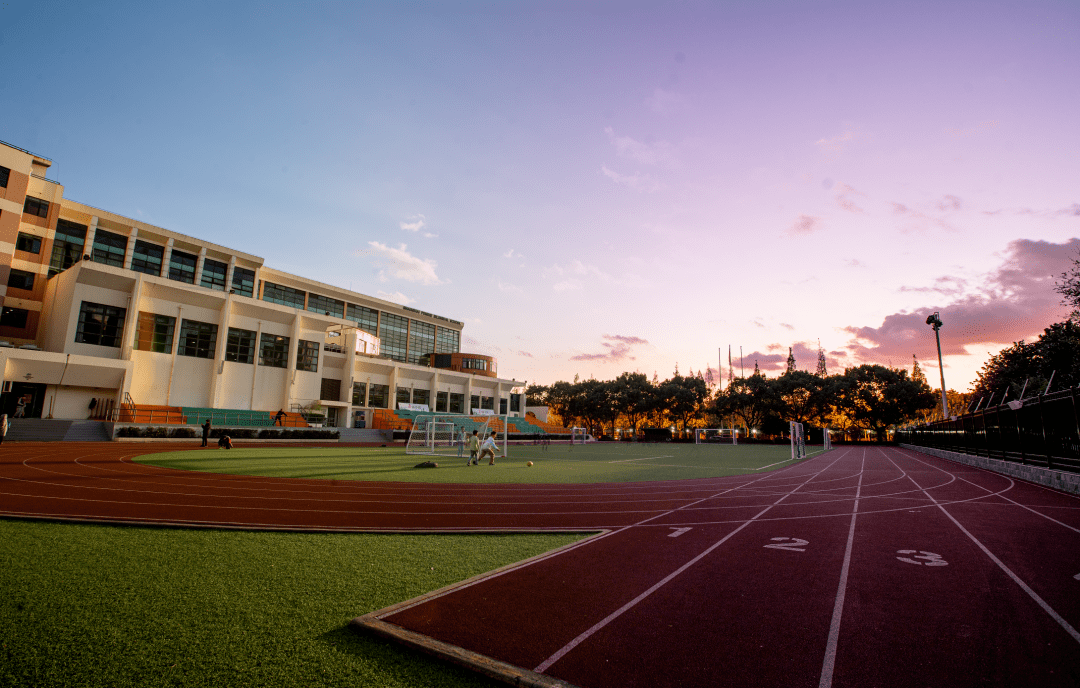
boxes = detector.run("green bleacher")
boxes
[181,407,275,427]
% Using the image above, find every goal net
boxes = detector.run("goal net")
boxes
[406,414,489,458]
[694,428,738,445]
[570,427,588,444]
[790,421,806,460]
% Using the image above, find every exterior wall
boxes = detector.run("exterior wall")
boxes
[49,385,114,420]
[128,351,174,404]
[169,357,214,407]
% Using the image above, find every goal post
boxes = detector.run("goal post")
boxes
[694,428,738,445]
[406,414,490,458]
[823,427,832,451]
[570,427,588,444]
[790,421,806,460]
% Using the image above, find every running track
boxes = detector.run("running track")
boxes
[2,443,1079,687]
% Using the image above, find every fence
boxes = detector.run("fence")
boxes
[895,386,1080,474]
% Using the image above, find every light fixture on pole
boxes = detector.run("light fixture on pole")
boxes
[925,311,948,418]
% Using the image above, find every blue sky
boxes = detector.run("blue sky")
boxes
[2,0,1078,390]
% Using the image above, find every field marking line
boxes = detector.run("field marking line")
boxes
[607,456,673,463]
[882,448,1080,646]
[899,447,1080,503]
[818,448,867,688]
[903,451,1080,536]
[533,449,851,674]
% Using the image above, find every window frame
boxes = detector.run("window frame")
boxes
[6,269,35,291]
[200,258,228,291]
[75,301,126,348]
[0,307,29,329]
[296,339,319,372]
[91,230,127,267]
[258,333,290,368]
[23,196,49,218]
[0,165,9,188]
[176,319,218,359]
[231,267,255,297]
[130,240,164,276]
[262,282,306,309]
[135,312,176,354]
[225,327,256,364]
[15,233,42,254]
[167,249,198,284]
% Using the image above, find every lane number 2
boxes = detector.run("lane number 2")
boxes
[765,537,808,552]
[897,550,948,566]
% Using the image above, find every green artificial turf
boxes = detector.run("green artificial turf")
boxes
[138,442,823,484]
[0,519,585,688]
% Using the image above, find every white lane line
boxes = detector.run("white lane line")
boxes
[883,449,1080,646]
[533,450,850,674]
[818,448,867,688]
[668,527,692,538]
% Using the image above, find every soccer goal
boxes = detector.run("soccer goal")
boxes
[694,428,738,445]
[406,414,489,458]
[790,421,806,460]
[570,427,588,444]
[823,428,832,451]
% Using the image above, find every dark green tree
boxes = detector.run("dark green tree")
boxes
[834,365,935,441]
[786,347,796,374]
[612,372,653,435]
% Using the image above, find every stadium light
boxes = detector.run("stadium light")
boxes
[925,312,948,418]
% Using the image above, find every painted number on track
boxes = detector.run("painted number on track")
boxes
[668,527,692,538]
[764,537,808,552]
[897,550,948,566]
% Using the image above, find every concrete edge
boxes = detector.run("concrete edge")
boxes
[350,615,579,688]
[899,444,1080,496]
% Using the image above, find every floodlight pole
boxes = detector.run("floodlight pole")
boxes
[926,312,948,418]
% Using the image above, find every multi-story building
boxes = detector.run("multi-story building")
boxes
[0,139,524,427]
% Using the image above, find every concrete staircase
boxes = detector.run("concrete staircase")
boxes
[4,419,113,442]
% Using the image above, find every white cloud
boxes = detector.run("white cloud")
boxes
[376,290,415,305]
[498,280,523,294]
[503,248,520,259]
[604,127,675,166]
[399,214,426,232]
[646,88,689,116]
[422,232,438,239]
[360,242,445,285]
[601,165,665,193]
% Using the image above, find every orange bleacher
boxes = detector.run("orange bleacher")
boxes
[117,404,187,424]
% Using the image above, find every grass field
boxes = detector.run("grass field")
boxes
[138,442,823,484]
[0,519,585,688]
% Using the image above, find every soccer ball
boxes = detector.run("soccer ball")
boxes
[527,461,534,467]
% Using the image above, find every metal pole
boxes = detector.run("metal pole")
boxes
[934,325,948,418]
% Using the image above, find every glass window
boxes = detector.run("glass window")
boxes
[352,382,367,406]
[510,394,521,412]
[368,384,389,409]
[407,320,436,365]
[168,249,197,284]
[0,165,9,188]
[481,396,494,411]
[436,327,460,354]
[6,269,35,291]
[500,398,508,414]
[462,357,489,371]
[15,233,42,254]
[75,301,126,347]
[49,219,87,277]
[449,392,464,414]
[307,293,344,318]
[259,333,289,368]
[435,391,448,412]
[177,319,217,359]
[412,389,430,407]
[346,303,379,334]
[396,387,411,406]
[201,258,228,291]
[379,312,408,362]
[23,196,49,218]
[296,339,319,372]
[225,327,256,364]
[131,240,164,276]
[470,394,480,411]
[135,312,175,353]
[92,230,127,267]
[262,282,306,308]
[231,266,255,297]
[0,307,29,329]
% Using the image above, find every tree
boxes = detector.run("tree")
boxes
[713,374,778,437]
[613,372,653,435]
[525,384,548,407]
[911,355,927,385]
[816,342,827,378]
[833,365,936,441]
[775,370,828,426]
[660,373,709,437]
[786,347,796,374]
[546,381,576,427]
[1055,247,1080,321]
[971,321,1080,401]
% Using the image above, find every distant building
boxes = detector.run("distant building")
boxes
[0,139,524,426]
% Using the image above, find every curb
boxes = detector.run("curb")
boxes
[900,444,1080,495]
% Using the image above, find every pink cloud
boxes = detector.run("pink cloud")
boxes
[570,334,649,362]
[787,214,822,236]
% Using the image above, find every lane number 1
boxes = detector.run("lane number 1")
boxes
[897,550,948,566]
[765,537,808,552]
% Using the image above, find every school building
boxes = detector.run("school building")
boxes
[0,139,525,429]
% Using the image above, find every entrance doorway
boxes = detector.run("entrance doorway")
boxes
[4,382,48,418]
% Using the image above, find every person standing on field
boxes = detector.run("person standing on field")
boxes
[466,430,481,466]
[201,419,211,447]
[479,431,499,465]
[457,428,466,458]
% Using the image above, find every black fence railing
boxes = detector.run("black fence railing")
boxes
[895,386,1080,474]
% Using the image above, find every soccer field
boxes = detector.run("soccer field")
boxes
[138,442,824,484]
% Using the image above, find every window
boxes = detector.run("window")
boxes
[346,303,379,334]
[320,378,340,401]
[262,282,306,308]
[48,219,87,277]
[307,293,344,318]
[92,230,127,267]
[436,327,460,354]
[412,388,430,407]
[177,319,217,359]
[435,391,448,412]
[75,301,126,347]
[231,266,255,297]
[225,327,256,364]
[201,258,228,291]
[500,398,508,414]
[0,307,29,329]
[510,394,521,413]
[23,196,49,218]
[16,233,42,254]
[352,382,367,406]
[296,339,319,372]
[168,249,197,284]
[259,333,289,368]
[379,312,408,362]
[407,320,435,365]
[470,395,480,412]
[131,240,164,276]
[481,396,494,411]
[0,165,9,188]
[449,392,464,414]
[368,384,389,409]
[461,357,489,371]
[396,387,411,406]
[6,269,35,291]
[135,312,176,353]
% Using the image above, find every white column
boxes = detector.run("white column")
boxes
[123,227,139,270]
[249,321,263,411]
[161,238,175,279]
[120,275,143,361]
[465,375,473,414]
[85,217,98,262]
[342,330,357,405]
[194,247,207,289]
[207,292,232,408]
[225,256,237,292]
[283,312,300,410]
[165,306,183,406]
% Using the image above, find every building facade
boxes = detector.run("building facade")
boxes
[0,139,524,426]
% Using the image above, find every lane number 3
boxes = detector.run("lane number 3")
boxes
[765,537,808,552]
[897,550,948,566]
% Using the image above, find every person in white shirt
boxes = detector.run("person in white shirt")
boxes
[479,431,499,465]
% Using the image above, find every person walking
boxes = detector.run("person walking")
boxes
[201,419,211,447]
[13,396,26,418]
[0,413,7,445]
[457,428,466,459]
[479,431,499,465]
[274,409,286,427]
[466,430,480,466]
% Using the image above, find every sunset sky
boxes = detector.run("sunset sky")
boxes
[2,0,1077,392]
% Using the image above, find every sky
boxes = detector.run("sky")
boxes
[2,0,1077,392]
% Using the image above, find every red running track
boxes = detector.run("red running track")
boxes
[2,443,1079,687]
